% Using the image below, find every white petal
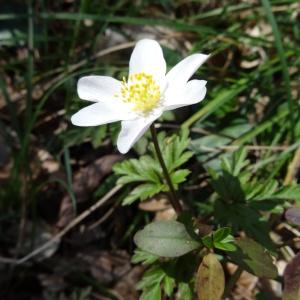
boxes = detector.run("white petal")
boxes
[117,112,161,154]
[166,53,209,90]
[77,76,121,102]
[71,101,134,127]
[164,80,207,110]
[129,39,166,82]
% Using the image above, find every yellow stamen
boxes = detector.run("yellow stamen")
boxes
[118,72,161,113]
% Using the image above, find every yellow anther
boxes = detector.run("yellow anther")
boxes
[118,72,161,113]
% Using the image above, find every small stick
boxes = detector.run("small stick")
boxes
[0,185,122,265]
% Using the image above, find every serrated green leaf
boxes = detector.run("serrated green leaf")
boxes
[136,266,165,290]
[131,249,159,265]
[114,130,193,205]
[171,169,190,186]
[173,151,194,169]
[140,284,161,300]
[211,171,245,203]
[122,183,164,205]
[177,282,193,300]
[163,276,175,297]
[214,201,274,250]
[267,185,300,201]
[134,220,201,257]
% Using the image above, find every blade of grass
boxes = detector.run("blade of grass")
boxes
[251,140,300,171]
[39,0,49,54]
[25,0,34,124]
[233,103,289,145]
[0,12,215,34]
[63,147,77,214]
[0,75,21,139]
[189,0,296,21]
[68,0,87,61]
[261,0,295,138]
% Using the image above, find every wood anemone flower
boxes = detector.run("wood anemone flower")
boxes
[71,39,209,153]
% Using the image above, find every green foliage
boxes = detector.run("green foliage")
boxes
[210,148,300,249]
[230,237,278,279]
[202,227,236,252]
[136,265,175,300]
[177,282,193,300]
[2,0,300,299]
[132,249,159,265]
[113,129,193,205]
[133,253,196,300]
[134,220,201,257]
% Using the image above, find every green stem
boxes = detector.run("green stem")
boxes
[150,124,183,214]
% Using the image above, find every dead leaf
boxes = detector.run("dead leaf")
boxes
[196,253,225,300]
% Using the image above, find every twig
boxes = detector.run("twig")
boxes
[0,185,122,265]
[87,203,118,231]
[223,266,243,299]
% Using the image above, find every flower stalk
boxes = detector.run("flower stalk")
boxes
[150,124,183,214]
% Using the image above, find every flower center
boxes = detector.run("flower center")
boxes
[120,72,161,113]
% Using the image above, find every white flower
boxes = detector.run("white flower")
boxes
[71,39,209,154]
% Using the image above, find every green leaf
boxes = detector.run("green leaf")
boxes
[271,185,300,200]
[163,276,175,297]
[213,227,231,242]
[211,171,245,204]
[214,240,237,252]
[122,183,164,205]
[230,237,278,279]
[223,147,249,177]
[114,130,193,205]
[131,249,159,265]
[214,235,236,251]
[171,169,190,186]
[202,228,236,252]
[177,282,193,300]
[155,129,193,172]
[214,201,274,250]
[212,227,237,252]
[202,235,213,249]
[136,266,165,290]
[114,156,160,185]
[140,284,161,300]
[196,253,225,300]
[134,220,201,257]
